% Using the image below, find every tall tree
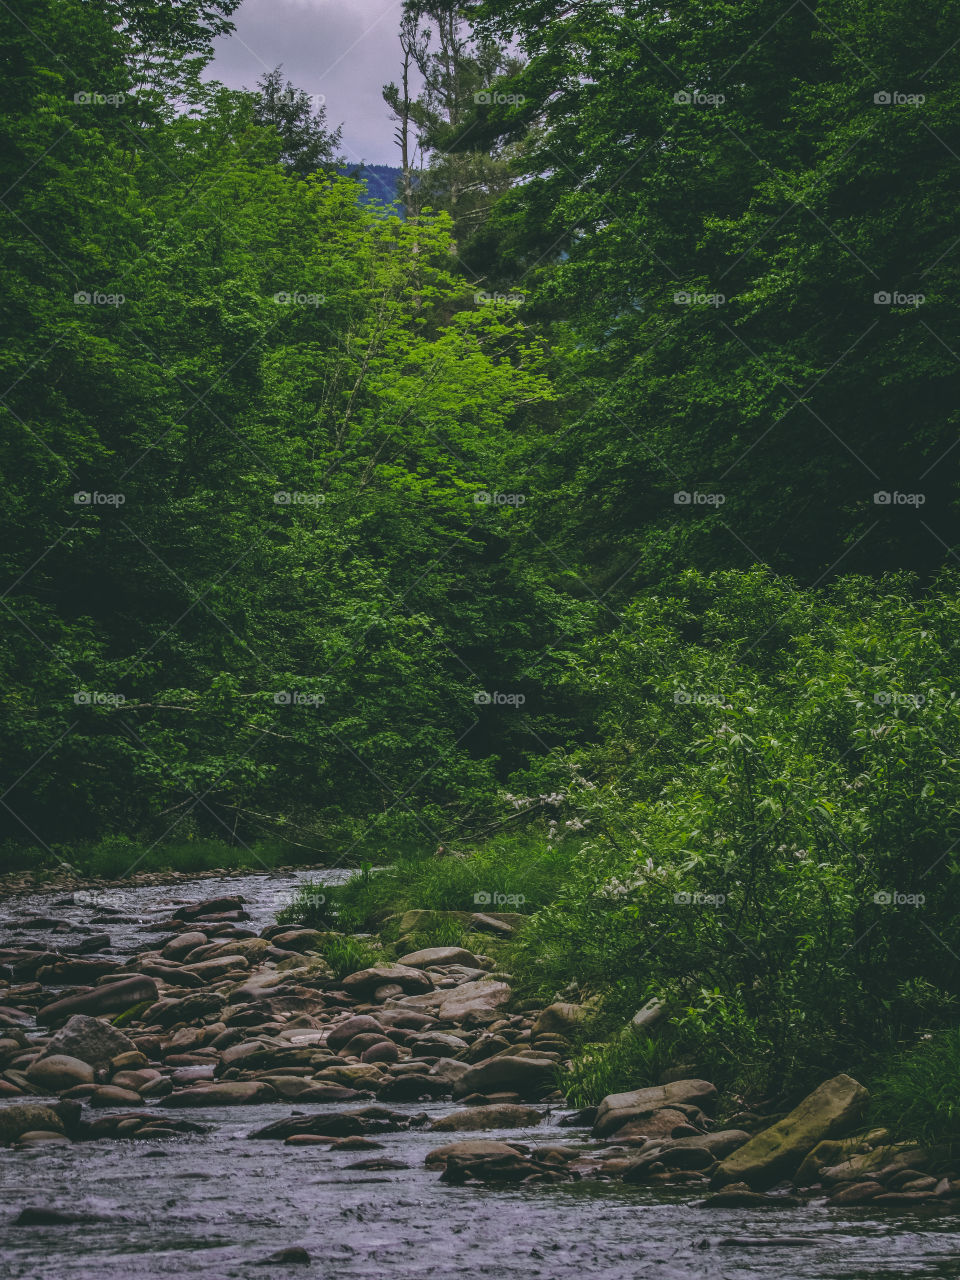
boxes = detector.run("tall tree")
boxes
[471,0,960,583]
[250,67,343,177]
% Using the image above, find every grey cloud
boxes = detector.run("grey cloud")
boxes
[205,0,408,164]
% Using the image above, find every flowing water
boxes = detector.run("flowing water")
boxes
[2,872,960,1280]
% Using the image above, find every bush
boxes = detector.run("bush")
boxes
[871,1028,960,1148]
[505,569,960,1094]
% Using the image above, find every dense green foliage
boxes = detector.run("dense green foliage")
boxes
[3,0,960,1122]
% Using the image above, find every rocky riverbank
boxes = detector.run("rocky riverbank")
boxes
[1,880,959,1245]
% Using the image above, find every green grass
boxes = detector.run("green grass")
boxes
[278,834,582,934]
[313,934,389,980]
[562,1032,682,1107]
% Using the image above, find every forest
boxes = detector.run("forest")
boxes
[3,0,960,1188]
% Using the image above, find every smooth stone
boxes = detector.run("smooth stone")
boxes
[25,1055,95,1092]
[430,1104,545,1132]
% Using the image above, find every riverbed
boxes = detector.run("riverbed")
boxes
[2,872,960,1279]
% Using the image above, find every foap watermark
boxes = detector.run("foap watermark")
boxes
[273,291,324,307]
[474,890,526,907]
[272,885,326,913]
[74,888,129,910]
[674,490,725,506]
[474,90,525,105]
[873,490,925,506]
[474,690,526,707]
[74,490,125,506]
[474,290,524,306]
[270,90,326,108]
[873,890,925,906]
[74,290,124,306]
[674,290,725,307]
[874,290,924,307]
[474,490,525,507]
[274,691,325,707]
[674,890,726,907]
[274,491,325,506]
[874,692,926,707]
[873,91,925,106]
[674,689,723,705]
[73,91,124,106]
[674,89,725,107]
[74,690,126,707]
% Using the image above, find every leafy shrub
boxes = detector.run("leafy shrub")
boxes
[507,569,960,1094]
[870,1028,960,1148]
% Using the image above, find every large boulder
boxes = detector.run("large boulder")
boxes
[429,1104,545,1132]
[25,1055,95,1092]
[36,976,158,1026]
[0,1103,66,1146]
[40,1015,137,1070]
[164,1081,278,1107]
[531,1003,590,1040]
[592,1079,717,1138]
[341,966,433,997]
[453,1055,557,1100]
[399,978,511,1022]
[713,1074,868,1189]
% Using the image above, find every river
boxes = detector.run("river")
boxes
[2,871,960,1279]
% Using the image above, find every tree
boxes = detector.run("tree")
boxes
[383,2,528,255]
[250,67,343,177]
[471,0,960,583]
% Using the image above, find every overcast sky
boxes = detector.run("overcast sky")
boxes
[206,0,408,165]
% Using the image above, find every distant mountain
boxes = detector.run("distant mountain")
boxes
[337,164,404,207]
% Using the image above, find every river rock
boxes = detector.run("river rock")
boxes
[408,1031,468,1057]
[0,1103,66,1145]
[713,1074,868,1189]
[531,1003,590,1040]
[401,978,512,1021]
[164,1081,278,1106]
[609,1106,701,1142]
[160,931,208,960]
[424,1138,524,1169]
[430,1104,546,1132]
[326,1015,385,1052]
[377,1073,451,1101]
[25,1055,95,1092]
[177,895,247,921]
[427,1059,470,1087]
[269,929,326,952]
[453,1055,557,1101]
[361,1041,400,1064]
[88,1085,144,1107]
[16,1130,73,1147]
[37,976,159,1026]
[592,1079,717,1138]
[39,1015,137,1070]
[341,966,433,997]
[826,1180,885,1205]
[397,947,479,969]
